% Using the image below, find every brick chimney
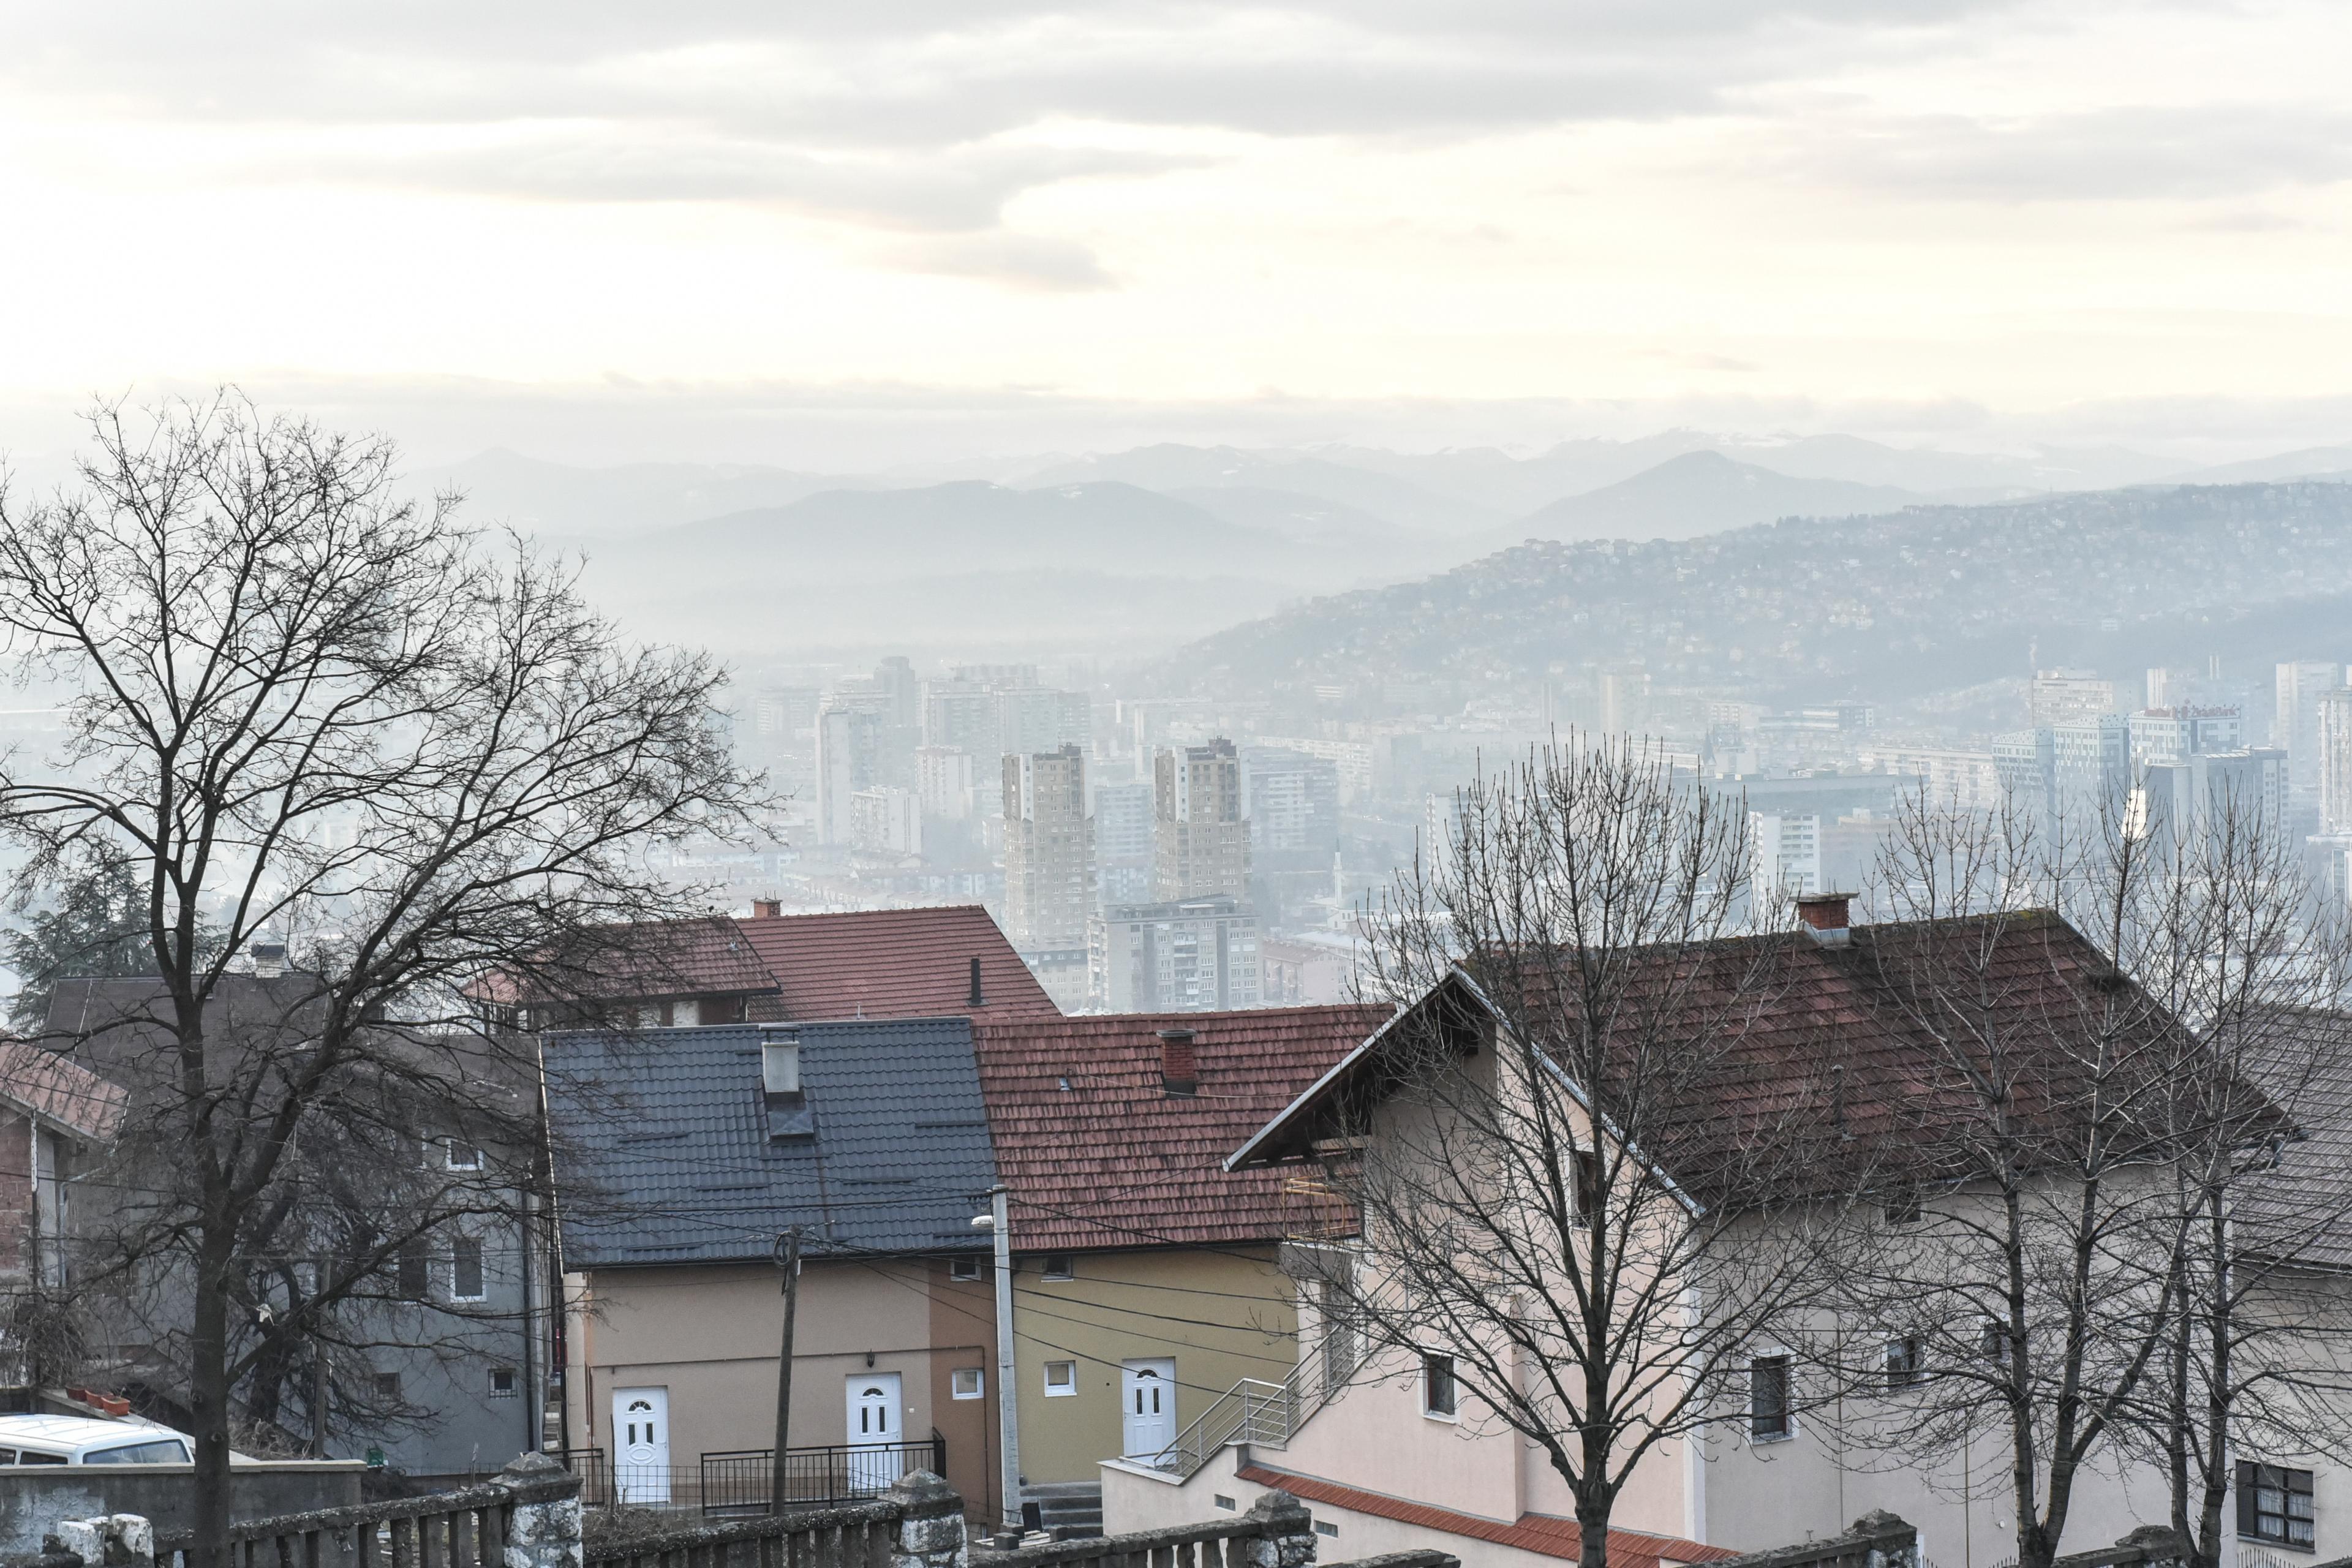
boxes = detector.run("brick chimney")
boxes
[1158,1027,1199,1096]
[1795,892,1853,947]
[752,898,781,919]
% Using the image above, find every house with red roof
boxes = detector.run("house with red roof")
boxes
[1099,900,2334,1568]
[967,1003,1385,1534]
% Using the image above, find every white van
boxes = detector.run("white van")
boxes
[0,1414,194,1466]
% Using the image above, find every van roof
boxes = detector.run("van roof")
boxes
[0,1414,186,1449]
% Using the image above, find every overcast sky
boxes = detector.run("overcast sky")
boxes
[1,1,2346,467]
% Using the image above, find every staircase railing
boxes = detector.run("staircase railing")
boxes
[1146,1325,1359,1481]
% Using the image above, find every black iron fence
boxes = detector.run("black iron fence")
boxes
[560,1435,947,1515]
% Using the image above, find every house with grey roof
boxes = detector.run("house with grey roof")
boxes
[543,1017,1002,1520]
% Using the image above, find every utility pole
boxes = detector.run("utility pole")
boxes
[988,1186,1020,1530]
[771,1227,802,1513]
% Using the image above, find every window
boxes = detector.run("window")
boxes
[2239,1462,2315,1547]
[451,1237,486,1301]
[489,1368,518,1399]
[1884,1336,1925,1390]
[1042,1361,1077,1397]
[1314,1523,1340,1539]
[445,1139,484,1172]
[84,1440,190,1464]
[374,1371,402,1401]
[1570,1148,1604,1226]
[1421,1352,1458,1420]
[396,1239,429,1300]
[951,1368,984,1400]
[17,1451,65,1466]
[1213,1496,1237,1512]
[950,1257,984,1283]
[1749,1355,1792,1441]
[1980,1320,2008,1362]
[1320,1281,1360,1386]
[1041,1254,1076,1281]
[1883,1196,1922,1227]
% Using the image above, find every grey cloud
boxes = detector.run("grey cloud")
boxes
[1773,105,2352,202]
[281,139,1200,232]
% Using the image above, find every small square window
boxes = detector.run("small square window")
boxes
[950,1257,984,1282]
[1422,1352,1458,1419]
[1041,1254,1076,1281]
[1750,1355,1792,1441]
[374,1371,402,1401]
[489,1368,517,1398]
[1883,1196,1922,1227]
[1043,1360,1077,1396]
[445,1139,484,1172]
[951,1367,984,1400]
[1885,1336,1925,1390]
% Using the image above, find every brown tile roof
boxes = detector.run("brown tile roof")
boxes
[972,1005,1387,1251]
[468,915,779,1007]
[1234,1462,1738,1568]
[1235,911,2214,1204]
[738,906,1058,1023]
[0,1039,127,1144]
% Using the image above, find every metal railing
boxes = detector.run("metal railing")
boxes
[1145,1325,1354,1482]
[562,1436,947,1515]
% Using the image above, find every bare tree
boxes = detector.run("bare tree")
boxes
[0,394,761,1558]
[1326,737,1844,1568]
[1822,789,2346,1568]
[2102,797,2352,1568]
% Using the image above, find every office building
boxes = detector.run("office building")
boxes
[2130,748,2289,854]
[2127,706,2243,774]
[2029,669,2117,730]
[1154,739,1250,901]
[1088,895,1261,1012]
[2321,687,2352,835]
[1093,780,1155,907]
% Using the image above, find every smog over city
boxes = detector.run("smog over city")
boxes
[1,6,2350,1562]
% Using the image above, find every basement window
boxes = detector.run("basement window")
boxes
[1315,1523,1340,1539]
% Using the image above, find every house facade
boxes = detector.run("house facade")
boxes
[1102,910,2352,1568]
[544,1016,1003,1515]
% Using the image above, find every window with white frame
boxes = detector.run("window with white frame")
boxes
[489,1368,517,1398]
[1042,1360,1077,1396]
[450,1236,485,1301]
[1749,1354,1792,1441]
[1421,1352,1458,1419]
[1041,1254,1076,1281]
[445,1138,484,1172]
[951,1368,984,1400]
[950,1256,984,1282]
[2238,1462,2315,1547]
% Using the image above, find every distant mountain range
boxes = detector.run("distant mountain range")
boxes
[1155,480,2352,708]
[1482,451,1927,549]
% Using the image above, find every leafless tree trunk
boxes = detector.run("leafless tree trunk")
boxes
[0,394,763,1562]
[1332,736,1841,1568]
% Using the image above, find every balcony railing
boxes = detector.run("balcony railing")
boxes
[560,1434,947,1515]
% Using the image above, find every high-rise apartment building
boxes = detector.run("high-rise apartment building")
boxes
[1003,745,1096,951]
[814,705,888,845]
[1088,895,1261,1012]
[2320,687,2352,835]
[848,786,922,856]
[2127,706,2243,774]
[1154,739,1250,901]
[1000,687,1091,756]
[2277,662,2350,812]
[915,746,977,822]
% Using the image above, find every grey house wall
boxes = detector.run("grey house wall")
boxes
[0,1462,365,1553]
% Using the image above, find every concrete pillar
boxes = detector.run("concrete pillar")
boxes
[888,1471,970,1568]
[1242,1491,1316,1568]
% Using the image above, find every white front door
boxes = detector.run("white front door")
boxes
[1121,1359,1176,1459]
[845,1371,903,1491]
[612,1387,670,1504]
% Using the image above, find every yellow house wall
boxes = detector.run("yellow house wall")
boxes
[564,1257,998,1513]
[1012,1246,1298,1486]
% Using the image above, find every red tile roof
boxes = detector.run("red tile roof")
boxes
[1235,1463,1737,1568]
[469,915,778,1006]
[0,1040,127,1144]
[738,906,1058,1023]
[972,1005,1387,1251]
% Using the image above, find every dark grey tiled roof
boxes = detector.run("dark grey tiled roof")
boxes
[545,1017,998,1268]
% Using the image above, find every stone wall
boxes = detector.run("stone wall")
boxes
[0,1463,364,1555]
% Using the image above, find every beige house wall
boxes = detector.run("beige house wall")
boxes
[564,1257,998,1513]
[1012,1247,1298,1486]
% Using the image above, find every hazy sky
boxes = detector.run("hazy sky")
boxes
[2,1,2347,467]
